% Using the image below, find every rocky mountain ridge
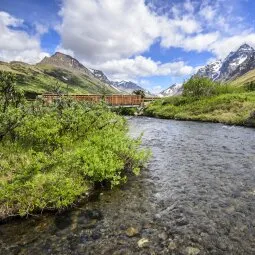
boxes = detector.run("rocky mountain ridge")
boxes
[41,52,150,94]
[159,83,183,97]
[196,44,255,81]
[160,44,255,97]
[89,68,150,94]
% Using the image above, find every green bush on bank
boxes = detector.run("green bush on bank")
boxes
[145,76,255,126]
[0,71,149,219]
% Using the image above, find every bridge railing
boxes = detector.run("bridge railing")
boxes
[42,94,144,106]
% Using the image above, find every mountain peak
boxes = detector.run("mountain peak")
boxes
[38,52,92,75]
[196,43,255,81]
[159,83,183,97]
[238,43,254,52]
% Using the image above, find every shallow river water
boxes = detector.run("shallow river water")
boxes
[1,117,255,255]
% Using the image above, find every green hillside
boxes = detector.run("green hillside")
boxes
[230,69,255,86]
[144,76,255,127]
[0,61,118,95]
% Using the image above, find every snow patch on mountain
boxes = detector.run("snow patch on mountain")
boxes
[196,44,255,81]
[159,83,183,97]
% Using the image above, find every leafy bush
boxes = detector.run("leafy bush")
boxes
[113,107,137,116]
[183,76,221,98]
[0,72,149,219]
[144,92,255,125]
[244,81,255,92]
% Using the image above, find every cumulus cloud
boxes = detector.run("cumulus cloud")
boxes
[58,0,255,81]
[210,33,255,58]
[59,0,160,64]
[58,0,205,63]
[0,11,49,63]
[88,56,194,81]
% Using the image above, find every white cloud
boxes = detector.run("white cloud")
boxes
[87,55,195,81]
[58,0,204,63]
[0,11,49,63]
[210,33,255,58]
[59,0,160,64]
[199,5,216,21]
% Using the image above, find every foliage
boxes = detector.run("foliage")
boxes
[144,92,255,126]
[145,75,255,126]
[183,76,221,98]
[113,107,137,116]
[133,89,145,98]
[244,81,255,92]
[0,71,149,219]
[0,62,118,95]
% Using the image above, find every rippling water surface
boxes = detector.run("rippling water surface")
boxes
[1,117,255,254]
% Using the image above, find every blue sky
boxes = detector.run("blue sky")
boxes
[1,0,255,93]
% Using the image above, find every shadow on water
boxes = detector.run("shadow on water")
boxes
[0,117,255,254]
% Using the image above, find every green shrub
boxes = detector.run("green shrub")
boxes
[0,71,149,219]
[183,76,220,98]
[244,81,255,92]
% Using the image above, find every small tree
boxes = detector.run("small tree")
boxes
[0,71,24,112]
[0,71,25,141]
[183,76,218,98]
[244,81,255,92]
[133,89,145,98]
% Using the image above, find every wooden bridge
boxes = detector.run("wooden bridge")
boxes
[42,94,160,107]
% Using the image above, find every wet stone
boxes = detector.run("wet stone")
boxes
[137,238,149,248]
[158,232,168,240]
[168,241,177,250]
[185,246,201,255]
[125,227,139,237]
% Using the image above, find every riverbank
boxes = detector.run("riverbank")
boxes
[0,101,149,221]
[143,92,255,127]
[1,117,255,254]
[0,72,149,221]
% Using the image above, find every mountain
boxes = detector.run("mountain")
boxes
[196,60,222,81]
[230,68,255,86]
[196,44,255,81]
[89,68,112,84]
[39,52,92,76]
[89,69,123,92]
[88,68,152,95]
[159,83,183,97]
[0,52,121,95]
[37,52,118,94]
[0,52,152,96]
[112,81,143,93]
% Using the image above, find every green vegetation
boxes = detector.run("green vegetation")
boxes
[133,89,146,98]
[113,107,138,116]
[230,69,255,87]
[0,71,149,220]
[145,76,255,126]
[0,62,117,95]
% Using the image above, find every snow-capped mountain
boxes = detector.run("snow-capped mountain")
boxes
[111,81,147,94]
[196,44,255,81]
[196,60,222,81]
[89,69,150,94]
[89,69,123,92]
[89,69,112,84]
[218,44,255,80]
[159,83,183,97]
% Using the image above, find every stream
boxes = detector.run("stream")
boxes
[0,117,255,254]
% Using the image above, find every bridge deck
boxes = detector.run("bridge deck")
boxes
[42,94,148,106]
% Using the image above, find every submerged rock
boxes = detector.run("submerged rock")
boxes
[125,227,139,237]
[185,246,200,255]
[137,238,149,248]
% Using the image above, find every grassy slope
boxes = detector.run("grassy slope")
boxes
[230,69,255,86]
[0,62,117,95]
[144,92,255,126]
